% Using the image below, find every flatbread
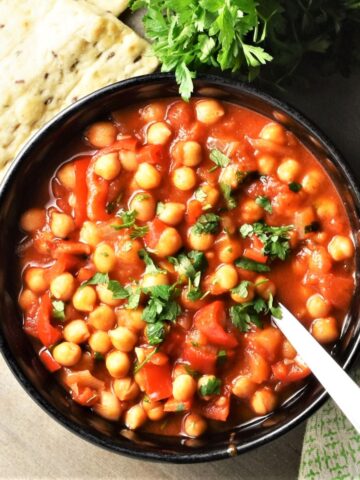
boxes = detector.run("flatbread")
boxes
[86,0,129,16]
[0,0,158,174]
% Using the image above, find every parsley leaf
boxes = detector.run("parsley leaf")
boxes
[169,250,208,300]
[209,149,230,170]
[255,196,273,214]
[134,347,158,373]
[192,213,220,235]
[52,300,66,321]
[220,183,237,210]
[235,257,270,273]
[130,225,149,239]
[146,322,167,346]
[139,249,165,274]
[288,182,303,193]
[231,281,251,298]
[81,272,109,287]
[81,273,131,301]
[114,210,137,229]
[239,222,293,261]
[230,293,282,332]
[199,376,222,397]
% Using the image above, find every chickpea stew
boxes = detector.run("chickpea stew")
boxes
[17,98,355,438]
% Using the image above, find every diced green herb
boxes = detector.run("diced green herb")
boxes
[192,213,220,235]
[107,280,130,300]
[231,281,251,298]
[130,225,149,239]
[114,209,137,229]
[255,196,273,214]
[304,221,321,234]
[106,192,123,214]
[139,249,165,274]
[169,250,208,301]
[220,183,237,210]
[235,257,270,273]
[288,182,303,193]
[81,272,109,287]
[230,293,282,332]
[146,321,167,346]
[126,288,141,309]
[199,376,222,397]
[52,300,66,321]
[195,188,208,202]
[134,347,158,373]
[209,149,231,170]
[239,222,293,261]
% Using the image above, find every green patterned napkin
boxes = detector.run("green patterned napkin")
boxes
[299,368,360,480]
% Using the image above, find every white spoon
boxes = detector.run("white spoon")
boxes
[272,303,360,433]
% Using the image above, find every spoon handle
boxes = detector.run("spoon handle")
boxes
[272,303,360,433]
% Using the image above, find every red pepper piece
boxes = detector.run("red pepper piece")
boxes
[37,293,62,348]
[194,301,238,348]
[74,157,90,227]
[142,362,173,401]
[143,218,167,249]
[39,348,61,372]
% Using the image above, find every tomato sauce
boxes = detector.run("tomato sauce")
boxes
[16,98,355,438]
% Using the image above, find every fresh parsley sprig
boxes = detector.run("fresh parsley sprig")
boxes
[192,213,221,235]
[230,293,282,332]
[240,222,293,261]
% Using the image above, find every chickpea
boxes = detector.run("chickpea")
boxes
[257,155,277,175]
[88,305,116,331]
[106,351,130,378]
[282,340,297,360]
[195,99,224,125]
[183,141,202,167]
[24,267,48,294]
[250,388,277,415]
[94,152,121,181]
[94,391,122,421]
[53,341,82,367]
[93,243,116,273]
[157,202,185,226]
[155,227,183,257]
[72,286,97,312]
[116,307,146,332]
[231,283,255,304]
[327,235,354,261]
[259,123,287,145]
[198,375,220,400]
[142,272,169,289]
[255,276,276,300]
[181,288,207,311]
[119,150,138,171]
[125,404,147,430]
[196,184,219,208]
[214,264,238,291]
[241,199,263,223]
[217,236,242,263]
[18,289,37,311]
[232,376,257,399]
[311,317,339,344]
[302,170,323,195]
[96,284,122,307]
[172,166,197,191]
[79,221,101,248]
[173,374,197,402]
[50,273,76,301]
[86,121,117,148]
[309,247,332,273]
[141,103,166,122]
[20,208,45,232]
[219,165,241,189]
[116,238,142,265]
[89,331,112,354]
[57,162,76,190]
[109,326,138,352]
[142,398,166,420]
[184,413,207,437]
[147,121,172,145]
[129,192,156,222]
[63,319,90,344]
[306,293,331,318]
[50,212,75,239]
[135,163,161,189]
[113,377,140,401]
[316,199,338,220]
[277,159,301,183]
[188,228,215,251]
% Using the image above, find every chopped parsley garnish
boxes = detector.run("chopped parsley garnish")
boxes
[81,272,109,287]
[239,222,293,261]
[231,281,251,298]
[288,182,303,193]
[146,322,167,346]
[106,192,123,214]
[130,225,149,239]
[81,273,130,299]
[195,188,208,202]
[169,250,208,300]
[255,196,273,214]
[199,376,222,397]
[139,249,165,274]
[192,213,221,235]
[304,221,321,234]
[134,347,158,373]
[220,183,237,210]
[114,209,137,229]
[230,294,282,332]
[52,300,65,321]
[235,257,271,272]
[209,149,231,171]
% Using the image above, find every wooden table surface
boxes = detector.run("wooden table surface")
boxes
[1,16,359,476]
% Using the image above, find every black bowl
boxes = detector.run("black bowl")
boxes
[1,74,360,463]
